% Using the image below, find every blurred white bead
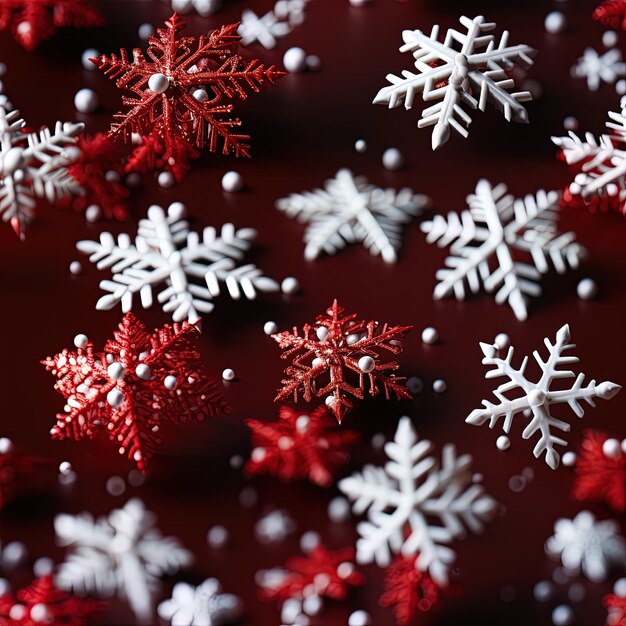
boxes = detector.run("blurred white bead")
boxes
[283,47,307,73]
[281,276,300,294]
[263,321,278,335]
[603,438,621,458]
[407,376,423,394]
[221,171,244,192]
[577,278,598,300]
[207,525,230,548]
[568,582,585,602]
[74,88,99,113]
[545,12,567,34]
[603,30,619,48]
[327,496,350,522]
[59,461,73,475]
[533,580,555,602]
[348,610,372,625]
[496,435,511,451]
[303,595,323,616]
[74,334,89,348]
[0,438,13,454]
[300,531,321,553]
[106,476,126,496]
[432,379,447,393]
[81,48,99,70]
[239,486,258,507]
[30,604,50,622]
[157,171,175,188]
[421,327,438,344]
[9,606,26,621]
[522,79,542,99]
[107,362,125,380]
[358,356,375,373]
[164,375,177,390]
[222,368,236,381]
[138,23,154,40]
[2,541,27,567]
[562,451,577,467]
[563,116,579,131]
[382,147,404,170]
[617,79,626,96]
[552,605,574,626]
[107,388,125,408]
[614,577,626,597]
[0,579,8,595]
[306,55,322,71]
[85,204,102,223]
[69,261,82,275]
[354,139,367,153]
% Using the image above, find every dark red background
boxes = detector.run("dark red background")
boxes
[1,0,626,624]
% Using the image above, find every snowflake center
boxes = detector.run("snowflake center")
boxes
[526,388,547,408]
[149,73,171,94]
[2,147,26,175]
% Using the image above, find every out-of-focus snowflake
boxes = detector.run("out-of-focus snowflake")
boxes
[255,509,297,544]
[238,0,308,49]
[571,47,626,91]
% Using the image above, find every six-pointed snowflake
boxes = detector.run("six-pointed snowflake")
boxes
[158,579,242,626]
[421,179,584,321]
[276,169,431,263]
[553,108,626,215]
[42,312,231,471]
[76,203,280,323]
[92,14,284,182]
[339,416,497,585]
[545,510,626,582]
[571,47,626,91]
[467,325,621,469]
[245,404,359,487]
[373,15,536,149]
[0,0,103,51]
[55,498,193,622]
[0,103,84,239]
[238,0,307,49]
[171,0,223,17]
[0,575,103,626]
[593,0,626,29]
[272,300,412,424]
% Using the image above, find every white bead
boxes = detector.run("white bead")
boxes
[603,438,621,458]
[281,276,300,294]
[622,439,626,453]
[421,327,438,344]
[168,201,187,220]
[85,204,102,223]
[149,73,170,94]
[59,461,73,475]
[617,79,626,96]
[562,451,577,467]
[222,368,236,381]
[544,11,567,34]
[306,55,322,71]
[316,326,328,341]
[371,433,385,450]
[107,388,125,408]
[349,0,373,5]
[73,334,89,348]
[207,525,230,548]
[300,531,321,553]
[107,362,125,380]
[138,23,154,40]
[407,376,423,394]
[81,48,99,70]
[30,603,50,622]
[281,599,302,624]
[494,333,510,350]
[283,47,307,73]
[552,604,574,626]
[563,116,578,131]
[348,610,372,626]
[382,147,404,170]
[0,579,8,595]
[614,577,626,597]
[157,171,175,188]
[0,437,13,454]
[221,170,244,192]
[354,139,367,153]
[106,475,126,496]
[69,261,82,275]
[9,606,26,621]
[135,364,152,380]
[496,435,511,451]
[239,486,258,507]
[303,595,323,616]
[2,542,26,567]
[74,88,99,113]
[125,173,141,188]
[192,88,209,102]
[327,496,350,522]
[432,379,447,393]
[164,375,177,390]
[263,321,278,335]
[603,30,619,48]
[533,580,555,602]
[358,356,375,373]
[576,278,598,300]
[295,415,310,432]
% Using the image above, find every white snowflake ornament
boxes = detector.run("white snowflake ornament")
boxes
[421,179,584,321]
[0,104,83,239]
[76,203,281,323]
[467,325,621,470]
[171,0,222,16]
[571,47,626,91]
[276,169,430,263]
[158,579,243,626]
[373,15,536,149]
[545,511,626,582]
[338,416,497,585]
[55,498,193,622]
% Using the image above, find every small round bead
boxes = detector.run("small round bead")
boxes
[544,11,567,34]
[348,610,372,626]
[127,469,145,487]
[81,48,99,70]
[59,461,73,475]
[614,578,626,597]
[85,204,102,223]
[349,0,373,5]
[623,439,626,453]
[371,433,386,450]
[568,583,585,602]
[157,171,175,188]
[107,362,125,380]
[2,541,27,567]
[33,557,54,577]
[562,451,577,467]
[149,73,170,93]
[164,375,177,390]
[281,276,300,294]
[74,88,99,113]
[302,595,323,616]
[138,23,155,40]
[382,147,404,170]
[69,261,82,275]
[9,606,26,621]
[603,30,619,48]
[30,604,50,622]
[300,531,321,553]
[125,173,141,188]
[432,379,447,393]
[563,116,579,131]
[207,525,230,548]
[494,333,510,350]
[327,496,350,522]
[106,476,126,497]
[0,437,14,454]
[316,326,328,341]
[533,580,555,602]
[552,604,574,626]
[74,334,89,348]
[283,47,307,73]
[263,321,278,335]
[358,356,376,373]
[0,579,8,595]
[617,79,626,97]
[239,486,258,507]
[192,88,209,102]
[107,388,125,408]
[577,278,598,300]
[221,171,244,192]
[222,368,236,381]
[603,438,621,458]
[135,364,152,380]
[230,454,244,469]
[306,55,322,71]
[421,327,438,344]
[496,435,511,451]
[508,475,526,492]
[354,139,367,153]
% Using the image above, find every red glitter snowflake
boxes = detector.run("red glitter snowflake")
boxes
[91,14,284,182]
[42,312,231,472]
[606,592,626,626]
[272,300,412,423]
[259,545,365,602]
[0,1,103,51]
[572,430,626,512]
[0,438,40,510]
[593,0,626,29]
[379,554,441,626]
[244,404,359,487]
[0,575,103,626]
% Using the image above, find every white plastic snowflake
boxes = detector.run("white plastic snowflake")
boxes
[467,325,621,470]
[338,416,496,585]
[171,0,222,16]
[238,0,307,49]
[254,509,297,544]
[373,15,536,150]
[421,179,584,321]
[55,498,193,622]
[0,104,83,238]
[545,511,626,582]
[76,203,280,323]
[552,108,626,212]
[571,47,626,91]
[158,579,243,626]
[276,169,430,263]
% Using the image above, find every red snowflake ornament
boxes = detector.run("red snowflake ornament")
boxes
[42,312,231,472]
[0,1,103,51]
[573,430,626,512]
[0,438,40,510]
[379,554,441,626]
[272,300,412,423]
[0,575,103,626]
[91,14,285,182]
[593,0,626,29]
[244,404,359,487]
[259,545,365,602]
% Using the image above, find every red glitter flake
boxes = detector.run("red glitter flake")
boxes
[593,0,626,30]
